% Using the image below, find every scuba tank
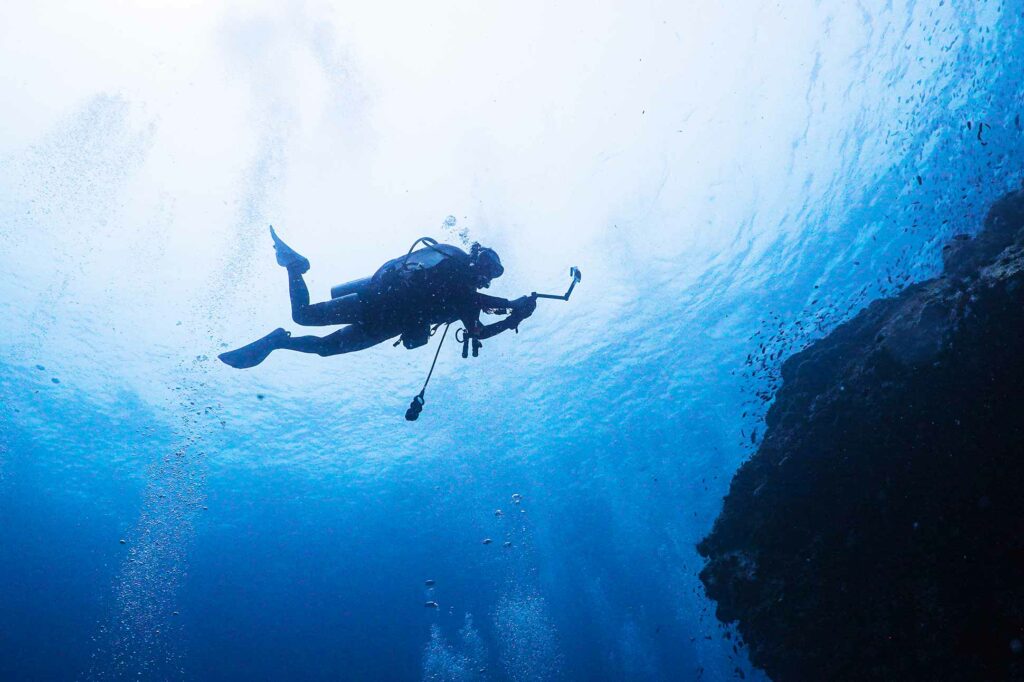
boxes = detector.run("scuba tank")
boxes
[330,277,372,300]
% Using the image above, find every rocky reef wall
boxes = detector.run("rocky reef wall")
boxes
[698,189,1024,681]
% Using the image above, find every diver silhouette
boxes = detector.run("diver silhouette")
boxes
[218,227,538,369]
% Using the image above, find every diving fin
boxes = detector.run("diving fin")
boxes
[269,225,310,273]
[218,328,290,369]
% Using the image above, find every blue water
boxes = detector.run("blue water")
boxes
[2,2,1023,680]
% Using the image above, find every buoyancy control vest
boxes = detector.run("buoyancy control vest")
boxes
[365,242,474,347]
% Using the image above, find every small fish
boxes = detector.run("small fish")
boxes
[424,601,439,608]
[503,541,512,548]
[977,122,990,146]
[482,538,493,545]
[424,579,435,587]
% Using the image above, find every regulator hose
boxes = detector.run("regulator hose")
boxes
[405,322,451,421]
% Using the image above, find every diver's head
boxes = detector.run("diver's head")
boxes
[469,243,504,288]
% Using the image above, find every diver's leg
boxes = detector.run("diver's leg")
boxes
[219,325,391,368]
[218,328,291,369]
[279,324,394,356]
[270,225,360,326]
[270,225,309,272]
[287,268,362,327]
[287,265,313,317]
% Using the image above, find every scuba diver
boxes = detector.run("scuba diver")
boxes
[218,227,538,369]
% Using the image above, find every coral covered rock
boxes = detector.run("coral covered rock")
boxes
[698,189,1024,681]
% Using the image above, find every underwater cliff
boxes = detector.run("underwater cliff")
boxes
[699,188,1024,681]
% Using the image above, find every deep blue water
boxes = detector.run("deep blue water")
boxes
[2,2,1024,680]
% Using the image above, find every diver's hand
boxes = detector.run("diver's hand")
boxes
[509,295,537,320]
[505,296,535,332]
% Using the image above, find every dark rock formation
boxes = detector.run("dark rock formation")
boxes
[698,189,1024,681]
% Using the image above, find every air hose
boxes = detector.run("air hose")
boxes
[403,237,452,264]
[405,322,452,421]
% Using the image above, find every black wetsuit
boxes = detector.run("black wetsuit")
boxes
[361,243,516,346]
[280,243,523,358]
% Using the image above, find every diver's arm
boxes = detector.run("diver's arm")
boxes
[462,293,515,339]
[460,308,506,340]
[476,293,513,311]
[461,295,536,340]
[468,316,519,340]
